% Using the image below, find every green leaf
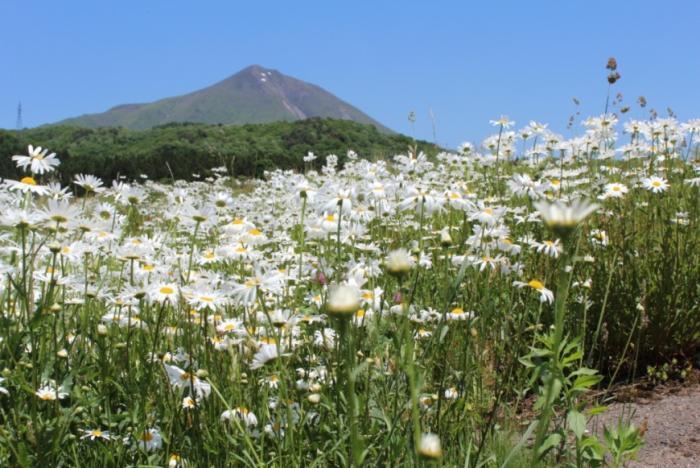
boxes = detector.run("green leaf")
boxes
[586,405,608,416]
[537,432,562,457]
[570,367,599,376]
[573,373,602,391]
[439,324,449,343]
[567,409,586,439]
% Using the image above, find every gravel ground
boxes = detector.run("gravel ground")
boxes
[593,382,700,467]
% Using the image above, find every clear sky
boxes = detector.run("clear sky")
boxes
[2,0,699,148]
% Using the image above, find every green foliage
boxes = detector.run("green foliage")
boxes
[646,358,693,385]
[584,182,700,375]
[0,119,438,184]
[603,422,644,467]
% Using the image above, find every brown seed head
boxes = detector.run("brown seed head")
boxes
[607,71,621,84]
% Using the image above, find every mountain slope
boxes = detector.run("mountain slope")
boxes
[57,65,392,132]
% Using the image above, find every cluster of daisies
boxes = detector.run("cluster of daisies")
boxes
[0,113,697,463]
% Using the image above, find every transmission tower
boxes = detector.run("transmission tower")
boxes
[16,102,23,130]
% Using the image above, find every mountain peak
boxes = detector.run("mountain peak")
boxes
[225,64,282,85]
[240,64,273,74]
[57,65,391,132]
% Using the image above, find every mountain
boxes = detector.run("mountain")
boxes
[57,65,392,132]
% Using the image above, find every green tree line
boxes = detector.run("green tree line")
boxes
[0,118,438,183]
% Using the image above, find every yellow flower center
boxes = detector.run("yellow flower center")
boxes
[528,280,545,290]
[244,278,260,287]
[451,307,464,315]
[21,177,37,185]
[159,286,174,295]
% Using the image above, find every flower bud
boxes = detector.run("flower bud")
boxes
[418,433,442,459]
[385,249,415,278]
[326,284,360,318]
[439,228,452,247]
[309,382,322,393]
[314,271,328,286]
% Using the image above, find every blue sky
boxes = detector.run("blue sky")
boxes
[2,0,699,147]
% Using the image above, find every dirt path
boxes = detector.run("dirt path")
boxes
[594,382,700,467]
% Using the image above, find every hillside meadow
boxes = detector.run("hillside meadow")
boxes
[0,113,698,466]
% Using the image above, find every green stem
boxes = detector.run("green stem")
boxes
[185,221,201,283]
[336,204,343,273]
[338,318,361,466]
[534,233,574,455]
[297,196,307,284]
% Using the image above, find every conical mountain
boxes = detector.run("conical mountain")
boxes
[58,65,392,132]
